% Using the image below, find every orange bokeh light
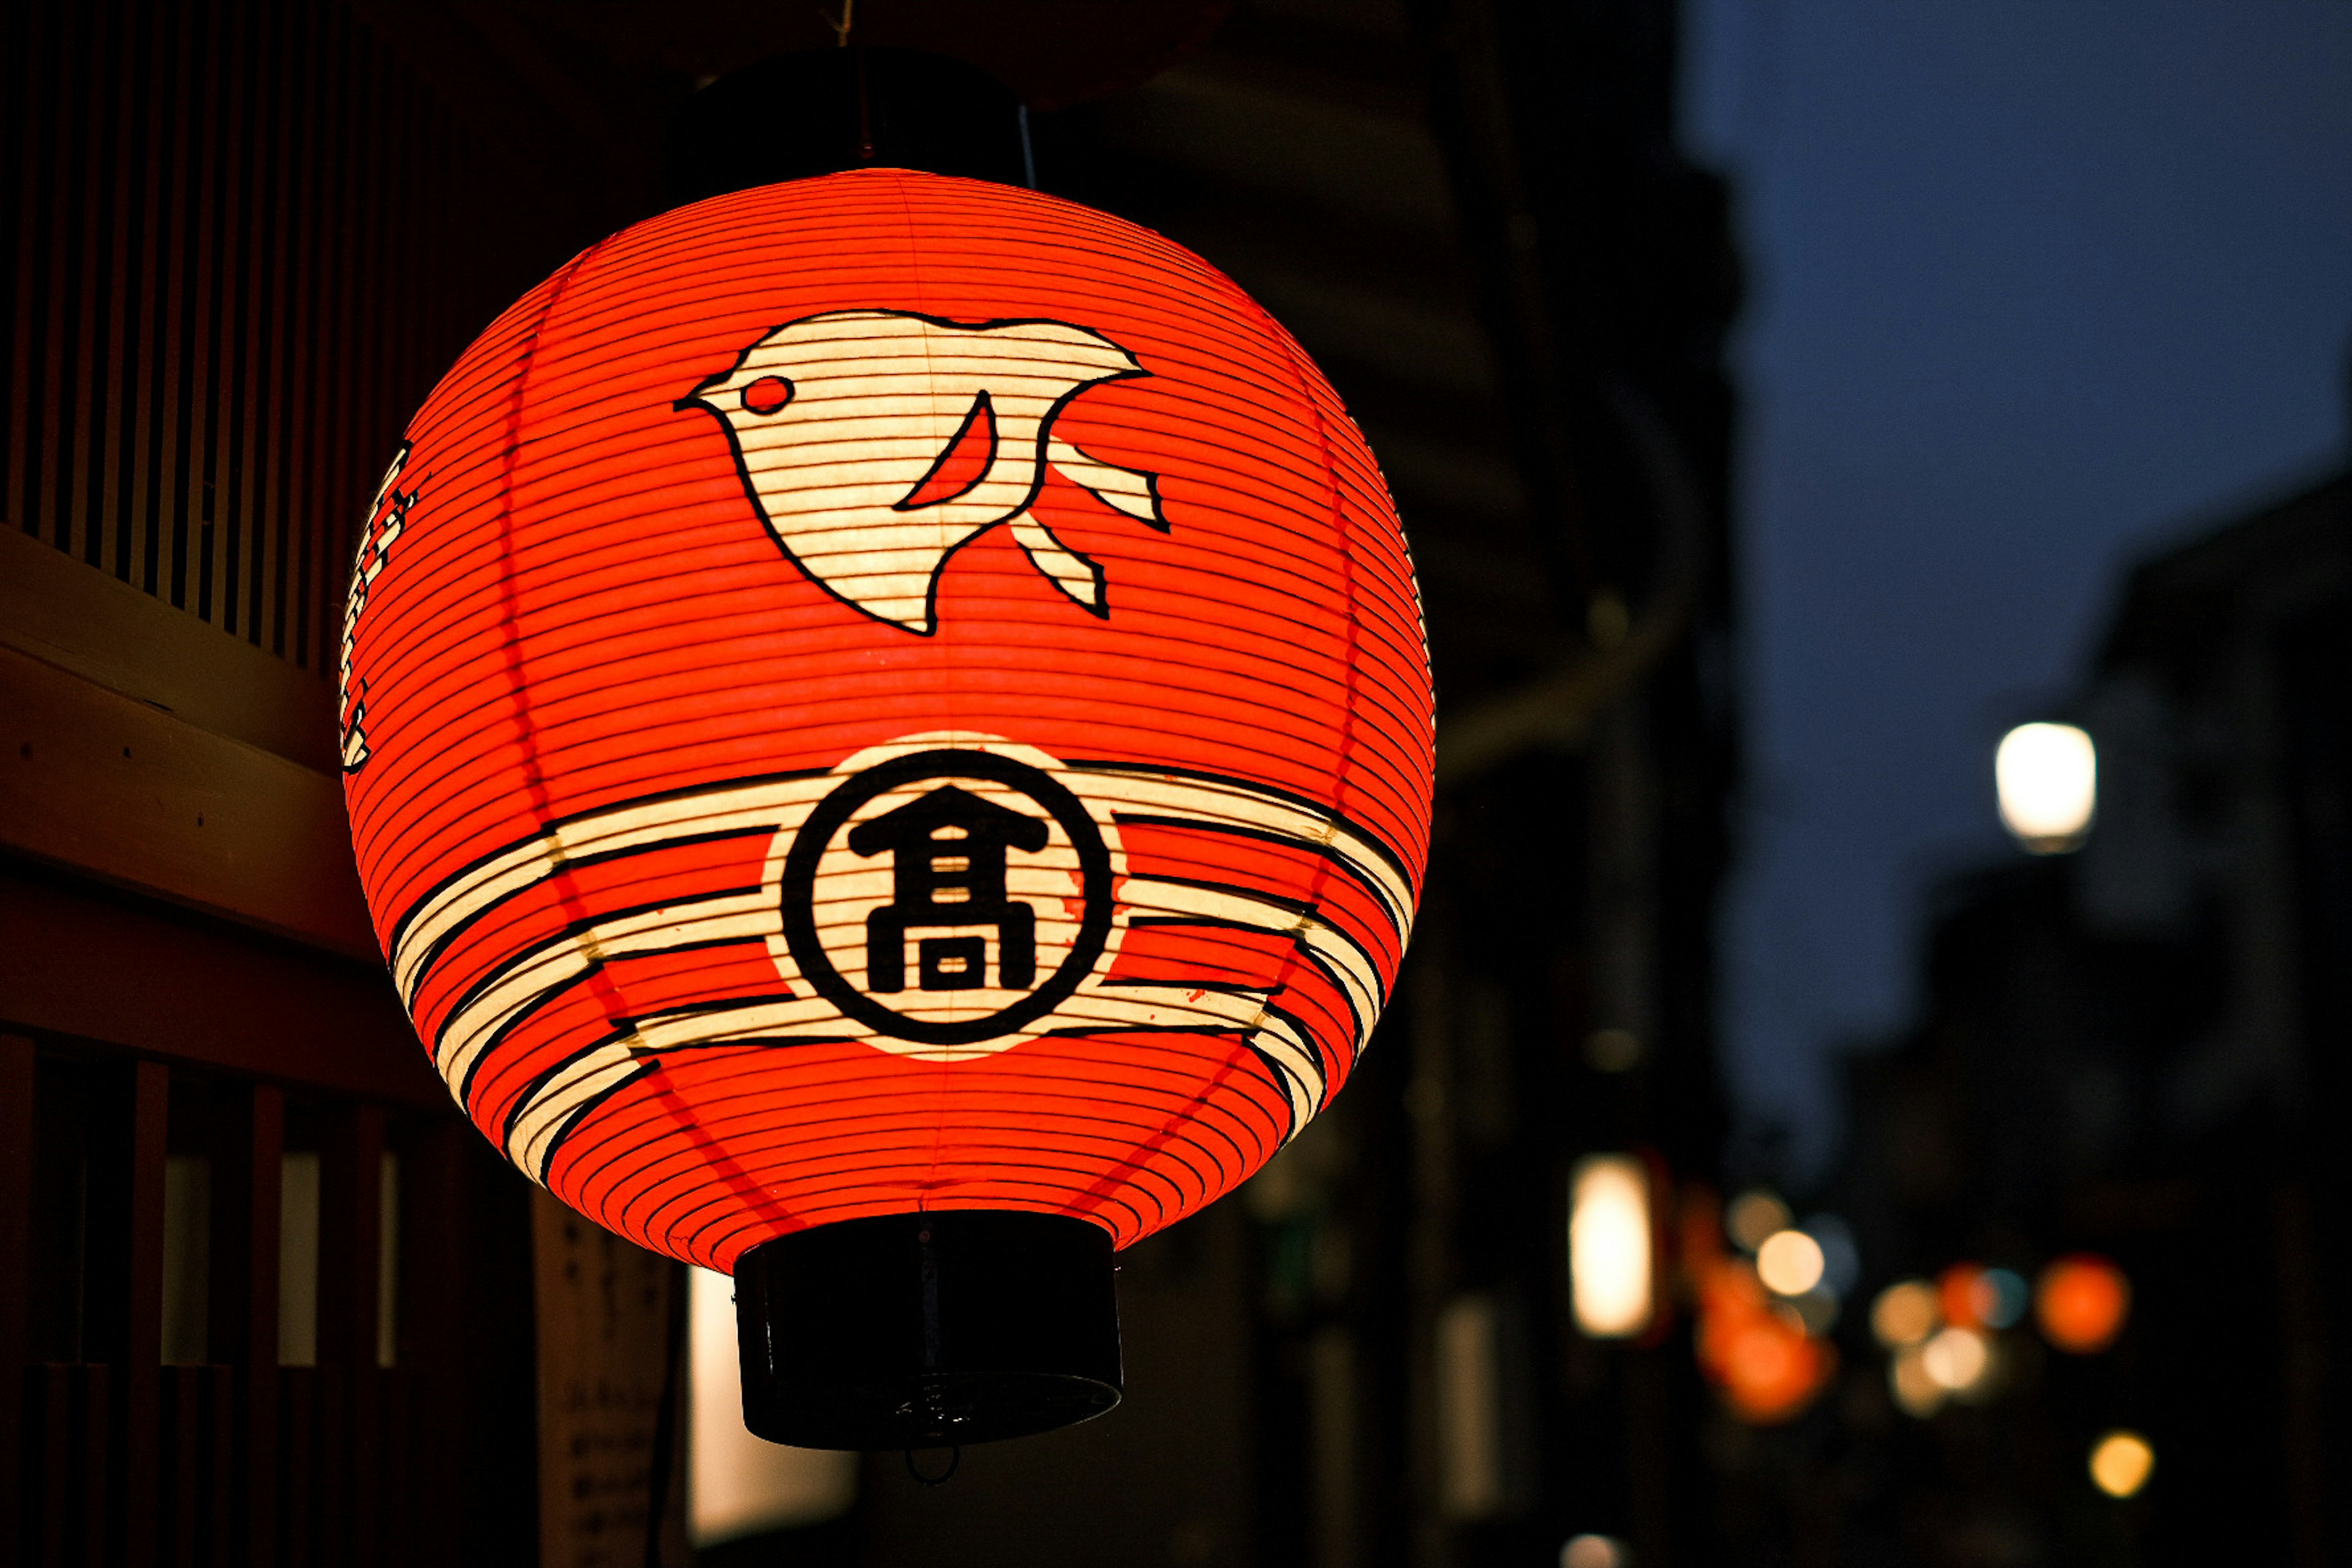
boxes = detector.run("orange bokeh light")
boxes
[1693,1255,1833,1424]
[2037,1255,2131,1353]
[1939,1262,1989,1329]
[1719,1313,1832,1424]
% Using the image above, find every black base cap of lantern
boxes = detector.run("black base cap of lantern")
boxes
[733,1210,1121,1451]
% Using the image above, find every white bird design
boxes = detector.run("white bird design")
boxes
[677,309,1166,633]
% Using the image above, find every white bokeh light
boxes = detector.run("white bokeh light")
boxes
[1921,1325,1993,1395]
[1996,722,2097,851]
[1570,1156,1653,1338]
[1755,1229,1827,1297]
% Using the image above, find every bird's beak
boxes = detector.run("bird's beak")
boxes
[674,367,730,413]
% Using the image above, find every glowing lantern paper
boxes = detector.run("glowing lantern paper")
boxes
[338,168,1432,1447]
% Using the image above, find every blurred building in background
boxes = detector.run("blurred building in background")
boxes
[1802,455,2352,1567]
[3,1,1744,1564]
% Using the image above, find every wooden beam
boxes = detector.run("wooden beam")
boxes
[0,526,342,774]
[0,642,375,960]
[0,864,443,1110]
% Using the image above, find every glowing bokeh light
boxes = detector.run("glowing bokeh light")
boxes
[1871,1280,1940,1348]
[1570,1156,1654,1338]
[1921,1325,1992,1394]
[2038,1255,2132,1353]
[1726,1189,1792,1253]
[1889,1344,1946,1419]
[1561,1535,1629,1568]
[2090,1431,2155,1498]
[1979,1267,2029,1329]
[1996,722,2097,852]
[1936,1261,2033,1334]
[1938,1263,1986,1329]
[1756,1230,1828,1297]
[1694,1253,1834,1425]
[1718,1312,1828,1424]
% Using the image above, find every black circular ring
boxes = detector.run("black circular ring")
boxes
[778,749,1112,1046]
[905,1446,961,1486]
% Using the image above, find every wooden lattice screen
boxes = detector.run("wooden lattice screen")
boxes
[1,1,668,1562]
[1,0,586,673]
[0,1028,543,1566]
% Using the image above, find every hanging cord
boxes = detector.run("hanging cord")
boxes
[818,0,876,162]
[854,43,875,164]
[905,1446,962,1486]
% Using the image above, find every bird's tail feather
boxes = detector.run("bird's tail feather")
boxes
[1049,438,1166,530]
[1009,514,1110,616]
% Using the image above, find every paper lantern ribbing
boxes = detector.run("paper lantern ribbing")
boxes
[339,168,1431,1302]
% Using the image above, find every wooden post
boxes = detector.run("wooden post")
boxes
[211,1081,283,1564]
[318,1103,385,1566]
[83,1059,167,1567]
[0,1035,34,1560]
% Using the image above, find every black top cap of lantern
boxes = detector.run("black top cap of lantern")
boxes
[734,1211,1121,1450]
[665,47,1033,206]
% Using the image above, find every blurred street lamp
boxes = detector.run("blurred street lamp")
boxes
[1570,1156,1653,1338]
[1996,722,2097,852]
[2090,1431,2155,1498]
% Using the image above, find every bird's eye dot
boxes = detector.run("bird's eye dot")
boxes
[741,376,794,415]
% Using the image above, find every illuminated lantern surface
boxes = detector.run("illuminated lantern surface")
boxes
[339,167,1432,1436]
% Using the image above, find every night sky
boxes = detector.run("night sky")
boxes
[1681,0,2352,1168]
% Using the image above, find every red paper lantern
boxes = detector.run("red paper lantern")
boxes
[339,168,1431,1442]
